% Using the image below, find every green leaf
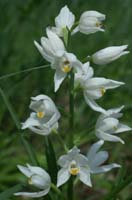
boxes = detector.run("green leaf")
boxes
[0,87,39,165]
[44,136,58,184]
[0,184,23,200]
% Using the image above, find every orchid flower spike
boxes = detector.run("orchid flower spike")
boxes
[34,28,81,92]
[95,106,132,143]
[75,62,124,114]
[92,45,129,65]
[87,140,121,174]
[51,5,75,37]
[57,146,92,187]
[73,10,105,35]
[22,94,60,135]
[14,164,51,198]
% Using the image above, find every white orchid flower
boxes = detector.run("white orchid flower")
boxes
[14,164,51,198]
[73,10,105,35]
[51,5,75,37]
[75,62,124,113]
[95,106,132,143]
[34,28,65,63]
[53,52,81,91]
[22,95,60,135]
[92,45,129,65]
[87,140,121,174]
[34,28,80,92]
[57,146,92,187]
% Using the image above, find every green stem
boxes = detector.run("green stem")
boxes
[0,64,49,80]
[67,71,75,200]
[69,70,75,147]
[53,130,68,152]
[51,183,66,200]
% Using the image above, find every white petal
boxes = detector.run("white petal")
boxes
[96,130,125,144]
[92,45,129,65]
[27,164,50,179]
[90,151,108,167]
[85,78,124,89]
[105,105,124,116]
[55,5,75,29]
[34,40,54,63]
[58,155,70,167]
[80,11,106,20]
[46,28,65,52]
[31,94,50,101]
[21,114,40,129]
[92,164,121,174]
[115,123,132,133]
[98,117,119,132]
[54,70,66,92]
[87,140,104,163]
[17,165,32,178]
[83,93,106,114]
[14,188,50,198]
[57,168,70,187]
[79,167,92,187]
[29,125,51,136]
[65,52,77,63]
[68,146,80,158]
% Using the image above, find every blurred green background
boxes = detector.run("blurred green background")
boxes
[0,0,132,199]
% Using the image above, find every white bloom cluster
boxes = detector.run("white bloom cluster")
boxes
[14,5,131,199]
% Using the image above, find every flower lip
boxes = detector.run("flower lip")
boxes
[69,160,80,175]
[37,111,45,118]
[62,60,71,73]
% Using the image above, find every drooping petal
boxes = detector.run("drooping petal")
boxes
[21,113,40,129]
[83,93,106,114]
[96,130,125,144]
[14,188,50,198]
[85,78,124,89]
[54,70,66,92]
[92,163,121,174]
[105,105,124,118]
[79,167,92,187]
[29,125,51,136]
[57,168,70,187]
[114,123,132,133]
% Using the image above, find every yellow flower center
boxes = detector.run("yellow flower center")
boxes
[101,87,106,96]
[70,167,80,175]
[62,61,71,73]
[69,161,80,175]
[37,111,45,118]
[62,65,71,73]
